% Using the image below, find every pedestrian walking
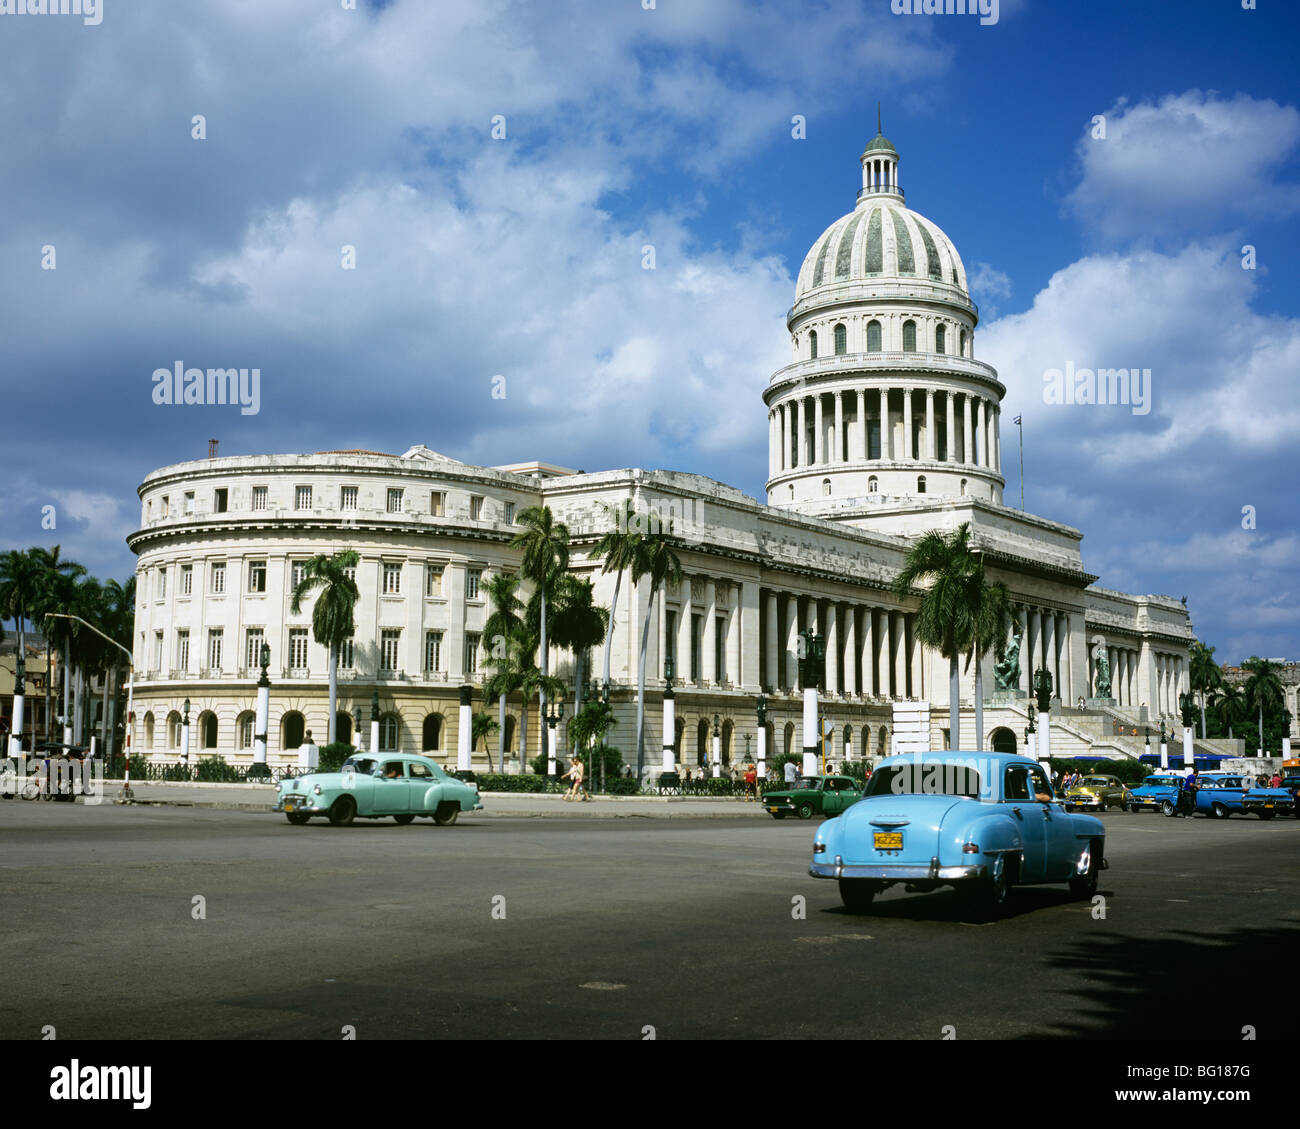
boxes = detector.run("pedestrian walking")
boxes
[784,759,797,785]
[744,762,757,802]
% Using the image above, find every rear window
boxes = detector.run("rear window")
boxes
[865,763,982,799]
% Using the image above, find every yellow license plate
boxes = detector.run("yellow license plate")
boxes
[1265,803,1274,808]
[874,831,903,850]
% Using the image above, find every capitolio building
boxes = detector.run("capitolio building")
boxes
[126,130,1198,773]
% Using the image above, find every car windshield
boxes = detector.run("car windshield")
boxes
[342,758,376,775]
[1142,776,1178,787]
[1082,777,1110,786]
[864,763,982,799]
[795,778,822,790]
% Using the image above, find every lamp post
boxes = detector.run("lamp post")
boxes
[369,690,380,757]
[1179,692,1196,770]
[353,704,363,752]
[661,655,676,775]
[1034,668,1053,766]
[545,695,565,777]
[1144,726,1151,768]
[457,685,474,771]
[756,693,767,779]
[711,712,721,779]
[1159,720,1168,770]
[1025,706,1037,762]
[180,697,191,767]
[800,627,825,776]
[9,648,24,759]
[254,643,271,766]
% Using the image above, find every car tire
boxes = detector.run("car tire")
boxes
[1161,800,1177,817]
[1212,802,1230,820]
[838,878,879,913]
[1258,810,1276,821]
[796,802,814,820]
[957,858,1010,923]
[393,814,415,825]
[433,804,459,826]
[771,812,787,820]
[1068,839,1102,898]
[329,796,356,827]
[285,812,310,826]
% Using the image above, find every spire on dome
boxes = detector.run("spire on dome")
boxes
[859,108,901,201]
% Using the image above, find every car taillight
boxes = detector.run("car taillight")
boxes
[962,842,980,853]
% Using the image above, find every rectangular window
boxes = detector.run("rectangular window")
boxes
[464,632,480,675]
[291,561,305,591]
[340,636,355,670]
[184,491,195,515]
[157,568,167,600]
[214,488,228,513]
[160,495,170,517]
[469,495,483,521]
[387,488,404,514]
[380,630,401,672]
[245,628,265,671]
[429,491,444,517]
[207,628,223,672]
[383,563,402,595]
[425,564,443,597]
[239,715,253,750]
[176,630,189,673]
[251,486,268,511]
[180,565,192,596]
[340,485,358,511]
[211,562,226,594]
[425,631,443,672]
[504,501,515,524]
[153,631,163,671]
[295,485,312,511]
[466,568,482,600]
[289,628,309,670]
[248,560,267,593]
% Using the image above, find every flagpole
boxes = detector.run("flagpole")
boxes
[1014,414,1024,510]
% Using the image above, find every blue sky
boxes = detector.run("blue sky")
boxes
[1,0,1297,665]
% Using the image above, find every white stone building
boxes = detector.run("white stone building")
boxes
[126,132,1196,772]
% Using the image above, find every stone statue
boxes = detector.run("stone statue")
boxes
[993,623,1022,692]
[1092,636,1112,698]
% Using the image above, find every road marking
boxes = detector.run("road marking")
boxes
[796,934,874,944]
[579,982,627,990]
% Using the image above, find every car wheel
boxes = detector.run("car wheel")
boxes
[838,878,879,914]
[393,814,415,825]
[957,857,1010,923]
[1212,802,1230,820]
[796,802,814,820]
[433,804,459,826]
[285,812,310,826]
[1258,810,1276,821]
[771,812,787,820]
[328,796,356,827]
[1161,800,1177,817]
[1068,840,1102,898]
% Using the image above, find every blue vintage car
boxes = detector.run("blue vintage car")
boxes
[1240,778,1296,819]
[810,751,1106,920]
[1188,773,1252,819]
[274,753,483,826]
[1128,773,1184,814]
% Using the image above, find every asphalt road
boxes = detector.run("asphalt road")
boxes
[2,802,1297,1040]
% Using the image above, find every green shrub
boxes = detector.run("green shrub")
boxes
[317,742,353,773]
[245,761,271,780]
[195,755,243,783]
[477,774,559,793]
[602,777,641,795]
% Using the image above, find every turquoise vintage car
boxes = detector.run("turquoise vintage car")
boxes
[1127,773,1184,813]
[810,751,1107,920]
[274,753,483,826]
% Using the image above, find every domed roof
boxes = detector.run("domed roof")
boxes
[861,131,897,155]
[794,200,968,304]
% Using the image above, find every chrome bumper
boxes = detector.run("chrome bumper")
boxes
[809,855,988,881]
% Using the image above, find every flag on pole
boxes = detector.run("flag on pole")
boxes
[1013,415,1022,425]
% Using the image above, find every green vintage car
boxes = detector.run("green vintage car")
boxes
[274,753,483,826]
[765,775,863,820]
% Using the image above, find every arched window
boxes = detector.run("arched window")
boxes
[960,328,967,356]
[783,722,795,757]
[935,324,946,353]
[334,711,352,745]
[422,713,443,751]
[237,711,255,750]
[868,476,878,494]
[281,711,305,751]
[504,715,517,754]
[199,711,218,749]
[696,718,710,768]
[917,475,927,494]
[721,720,733,767]
[380,713,401,753]
[144,711,155,750]
[809,330,818,359]
[834,323,847,355]
[843,724,854,759]
[822,478,831,496]
[902,320,917,352]
[960,478,967,496]
[166,710,182,749]
[866,320,882,352]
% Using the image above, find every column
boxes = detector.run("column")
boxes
[976,398,986,467]
[814,394,824,466]
[902,390,913,460]
[925,389,936,459]
[796,398,806,467]
[1018,605,1030,694]
[784,594,800,691]
[825,602,839,696]
[769,411,776,478]
[879,387,890,460]
[726,585,743,688]
[962,394,973,465]
[946,391,956,463]
[780,405,789,471]
[992,407,1001,472]
[764,591,779,690]
[909,614,924,700]
[892,611,907,699]
[702,578,717,685]
[857,389,867,460]
[834,391,844,464]
[875,609,889,698]
[657,586,668,682]
[843,605,857,697]
[676,576,692,684]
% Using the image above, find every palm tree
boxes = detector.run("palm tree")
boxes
[892,524,979,750]
[99,576,136,757]
[290,549,361,745]
[1210,683,1245,739]
[471,710,499,756]
[483,571,525,772]
[631,535,682,779]
[29,546,86,744]
[550,573,610,759]
[68,577,106,746]
[0,548,45,747]
[589,499,641,697]
[1241,657,1284,754]
[963,563,1013,752]
[511,506,570,766]
[1188,641,1222,740]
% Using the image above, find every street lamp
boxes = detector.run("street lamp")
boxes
[370,690,380,756]
[756,693,768,779]
[254,643,271,767]
[661,655,676,777]
[545,695,565,777]
[181,697,191,767]
[1159,720,1169,770]
[799,628,825,776]
[711,712,721,779]
[1025,707,1036,762]
[1033,669,1053,765]
[353,704,363,752]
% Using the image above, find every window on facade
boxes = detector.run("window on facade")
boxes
[868,476,879,494]
[470,496,484,521]
[180,564,192,596]
[157,568,167,600]
[289,628,309,670]
[248,560,267,593]
[380,630,401,672]
[918,475,927,494]
[379,714,400,752]
[383,563,401,595]
[834,323,847,355]
[295,485,312,511]
[866,321,882,352]
[211,562,226,594]
[214,488,228,513]
[464,632,481,674]
[822,478,831,496]
[184,491,195,515]
[425,631,443,672]
[245,628,265,671]
[207,628,223,671]
[960,328,967,356]
[809,330,818,359]
[160,495,169,516]
[153,632,163,672]
[291,561,305,591]
[960,479,967,496]
[466,568,482,600]
[340,485,358,511]
[935,324,946,353]
[386,488,403,514]
[504,502,515,524]
[251,485,267,511]
[426,564,443,597]
[176,630,189,673]
[902,320,917,352]
[239,713,254,750]
[340,636,354,670]
[344,564,356,583]
[430,491,444,517]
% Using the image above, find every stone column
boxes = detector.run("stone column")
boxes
[796,398,806,468]
[833,391,844,464]
[962,394,973,465]
[976,398,986,467]
[676,576,693,684]
[857,389,867,460]
[946,391,956,463]
[780,404,789,471]
[902,390,913,460]
[992,407,1001,472]
[925,389,936,459]
[892,611,907,699]
[814,394,825,466]
[702,578,717,685]
[909,614,924,700]
[784,594,800,691]
[1018,605,1030,694]
[764,591,779,690]
[726,585,743,688]
[879,387,890,460]
[876,609,890,698]
[843,605,857,697]
[825,602,839,696]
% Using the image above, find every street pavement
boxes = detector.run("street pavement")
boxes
[1,801,1297,1040]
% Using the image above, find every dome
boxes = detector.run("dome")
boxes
[793,200,968,304]
[861,131,897,156]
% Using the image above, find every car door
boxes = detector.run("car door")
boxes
[407,760,439,812]
[1003,765,1047,881]
[373,760,411,813]
[821,778,844,815]
[1032,764,1078,880]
